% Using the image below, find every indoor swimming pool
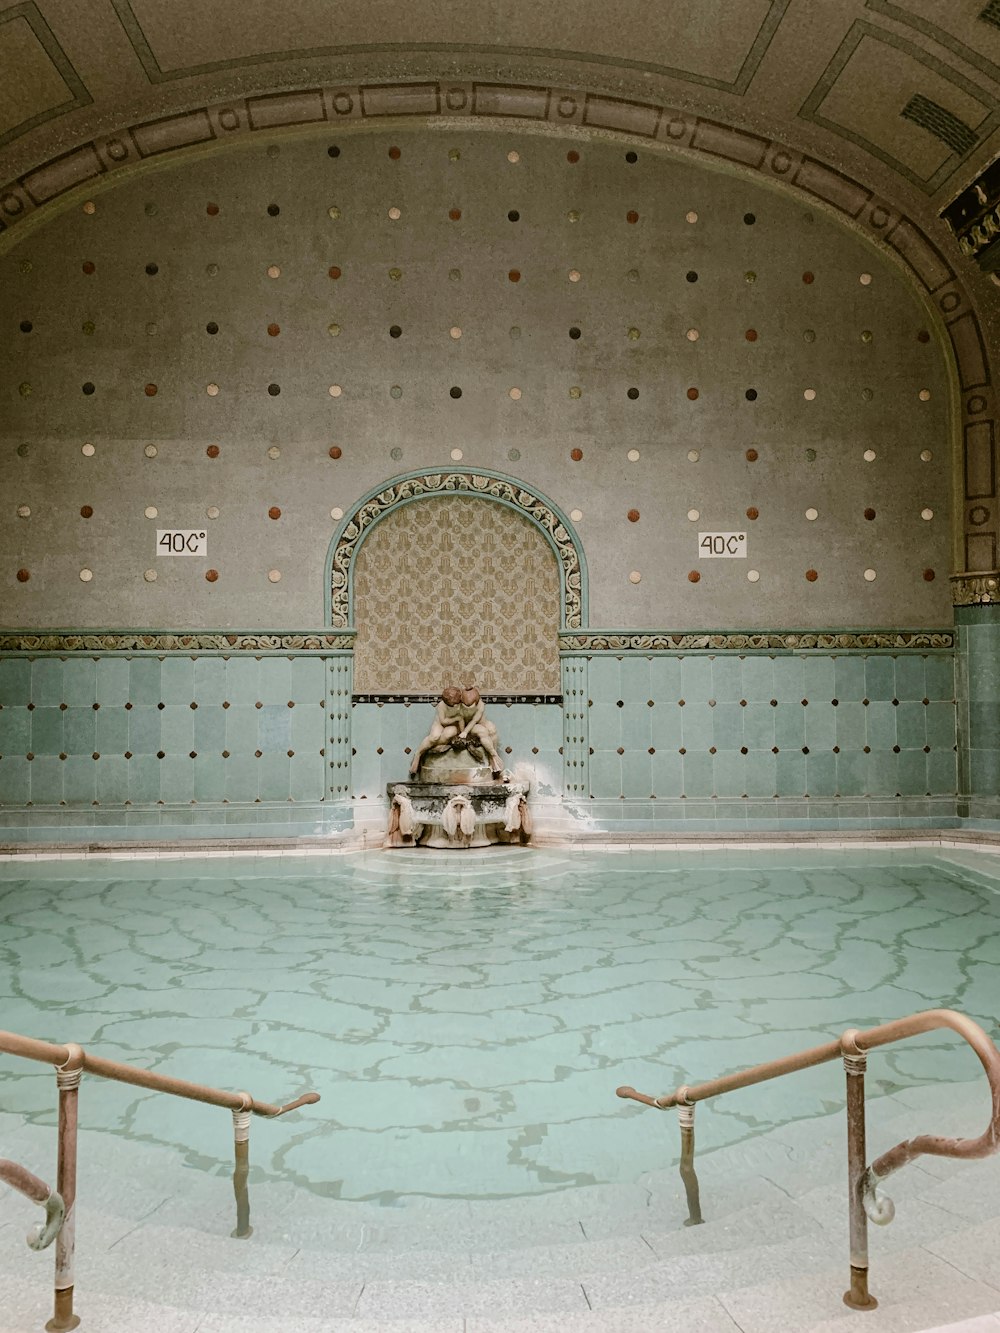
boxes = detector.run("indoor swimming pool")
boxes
[1,847,998,1206]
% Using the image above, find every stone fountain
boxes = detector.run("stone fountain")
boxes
[385,686,531,849]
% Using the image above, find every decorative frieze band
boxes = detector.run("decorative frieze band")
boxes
[558,630,955,652]
[0,631,356,653]
[951,572,1000,606]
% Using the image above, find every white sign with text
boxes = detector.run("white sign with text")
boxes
[698,532,747,558]
[156,530,208,557]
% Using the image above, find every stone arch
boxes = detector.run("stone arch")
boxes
[2,85,993,592]
[324,469,587,633]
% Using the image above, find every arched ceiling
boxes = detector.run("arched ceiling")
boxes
[0,1,998,292]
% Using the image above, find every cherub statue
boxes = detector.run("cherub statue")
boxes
[409,684,505,779]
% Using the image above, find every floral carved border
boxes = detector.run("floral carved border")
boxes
[330,471,584,629]
[0,631,356,653]
[951,573,1000,606]
[559,630,955,652]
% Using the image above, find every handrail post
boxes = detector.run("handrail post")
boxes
[47,1048,83,1332]
[230,1105,253,1239]
[842,1046,877,1311]
[677,1102,703,1226]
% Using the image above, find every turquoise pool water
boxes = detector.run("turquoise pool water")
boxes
[1,848,998,1205]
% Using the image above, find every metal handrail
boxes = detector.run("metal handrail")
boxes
[0,1158,65,1251]
[0,1028,320,1332]
[617,1007,1000,1313]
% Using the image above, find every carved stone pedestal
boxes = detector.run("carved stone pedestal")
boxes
[384,777,531,849]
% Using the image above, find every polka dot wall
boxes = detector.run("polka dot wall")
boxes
[1,129,950,631]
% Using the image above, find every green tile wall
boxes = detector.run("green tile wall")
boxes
[0,654,329,812]
[579,649,957,826]
[956,606,1000,824]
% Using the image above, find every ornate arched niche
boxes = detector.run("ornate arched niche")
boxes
[330,471,585,696]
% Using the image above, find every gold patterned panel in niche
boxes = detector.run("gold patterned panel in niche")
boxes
[352,496,561,693]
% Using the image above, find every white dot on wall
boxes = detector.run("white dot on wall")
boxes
[79,568,93,582]
[920,449,933,462]
[629,570,642,584]
[388,206,401,220]
[327,205,341,220]
[330,507,343,520]
[863,449,876,462]
[268,569,282,583]
[82,200,96,215]
[16,505,30,518]
[918,388,931,401]
[450,327,462,339]
[747,569,760,583]
[508,387,522,400]
[859,272,872,285]
[267,446,281,460]
[804,388,816,401]
[687,450,700,462]
[450,448,463,461]
[687,509,700,521]
[569,386,582,398]
[570,508,583,521]
[864,568,877,581]
[568,269,581,282]
[144,444,157,458]
[82,443,95,457]
[627,449,641,462]
[266,265,280,278]
[206,506,220,519]
[686,328,699,341]
[507,149,520,163]
[805,507,818,520]
[921,508,934,520]
[207,383,219,396]
[329,384,343,397]
[685,210,698,223]
[144,506,158,519]
[143,568,157,582]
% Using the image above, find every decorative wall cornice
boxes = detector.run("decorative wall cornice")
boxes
[329,470,585,630]
[558,630,955,652]
[0,631,356,653]
[950,573,1000,606]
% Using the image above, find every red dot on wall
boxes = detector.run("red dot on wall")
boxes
[626,210,639,224]
[268,506,281,520]
[16,569,29,582]
[746,448,759,462]
[570,448,583,461]
[746,507,759,520]
[267,323,280,337]
[205,569,219,582]
[805,569,818,581]
[82,261,95,274]
[80,505,93,518]
[627,509,640,522]
[388,145,401,160]
[687,387,699,400]
[508,269,521,282]
[144,383,157,397]
[449,208,462,221]
[688,570,700,583]
[328,266,342,279]
[917,330,930,343]
[329,446,342,459]
[206,203,219,216]
[567,150,580,163]
[802,271,815,284]
[206,444,220,458]
[864,508,876,520]
[923,568,936,581]
[745,329,758,342]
